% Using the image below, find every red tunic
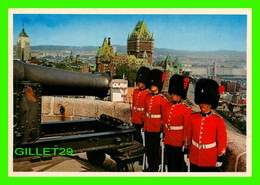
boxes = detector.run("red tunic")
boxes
[186,112,227,167]
[143,93,168,132]
[131,89,150,124]
[162,102,192,147]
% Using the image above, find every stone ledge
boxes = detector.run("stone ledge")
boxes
[96,101,116,118]
[53,97,75,116]
[225,130,247,172]
[74,99,97,118]
[114,102,131,124]
[41,96,53,114]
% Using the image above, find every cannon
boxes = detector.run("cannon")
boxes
[13,61,144,170]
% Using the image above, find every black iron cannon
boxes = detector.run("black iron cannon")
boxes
[13,60,110,97]
[13,61,144,169]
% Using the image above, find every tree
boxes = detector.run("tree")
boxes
[113,64,137,87]
[54,63,70,71]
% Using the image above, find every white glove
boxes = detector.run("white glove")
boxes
[215,162,223,167]
[216,154,225,167]
[184,154,190,166]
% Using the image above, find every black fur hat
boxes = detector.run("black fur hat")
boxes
[148,69,167,93]
[136,67,150,88]
[168,74,190,100]
[195,79,225,109]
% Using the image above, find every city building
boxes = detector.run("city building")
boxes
[110,79,128,102]
[96,36,150,77]
[96,38,115,75]
[232,92,240,103]
[126,87,135,103]
[16,29,31,61]
[127,21,154,65]
[182,64,192,77]
[227,82,237,93]
[222,92,233,102]
[95,21,154,77]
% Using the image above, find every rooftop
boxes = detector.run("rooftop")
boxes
[128,21,153,40]
[18,29,29,37]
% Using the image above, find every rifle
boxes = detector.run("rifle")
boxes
[141,128,147,171]
[159,131,165,172]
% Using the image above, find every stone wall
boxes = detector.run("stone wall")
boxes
[41,97,132,124]
[41,96,247,172]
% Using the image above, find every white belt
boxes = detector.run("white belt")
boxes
[192,139,216,149]
[146,113,161,118]
[134,106,144,111]
[165,124,183,130]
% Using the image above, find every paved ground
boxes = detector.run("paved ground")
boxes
[14,153,143,172]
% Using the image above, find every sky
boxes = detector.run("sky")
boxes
[13,14,247,52]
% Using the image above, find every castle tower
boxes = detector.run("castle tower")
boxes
[16,29,31,61]
[96,37,115,76]
[127,21,154,65]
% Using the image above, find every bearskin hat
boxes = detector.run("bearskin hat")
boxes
[195,79,225,109]
[148,69,167,93]
[136,67,150,88]
[168,74,190,100]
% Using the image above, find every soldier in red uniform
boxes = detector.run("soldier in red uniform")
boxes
[184,79,227,172]
[131,67,150,144]
[162,74,192,172]
[143,69,168,172]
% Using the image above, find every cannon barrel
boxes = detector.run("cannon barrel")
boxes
[13,61,110,97]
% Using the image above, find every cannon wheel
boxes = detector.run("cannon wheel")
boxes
[86,151,106,165]
[117,162,135,172]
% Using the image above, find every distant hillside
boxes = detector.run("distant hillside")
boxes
[30,45,100,52]
[14,45,246,63]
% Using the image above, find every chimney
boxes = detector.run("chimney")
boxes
[108,37,111,46]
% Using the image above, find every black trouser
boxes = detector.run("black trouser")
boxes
[145,131,161,172]
[165,144,184,172]
[190,163,221,172]
[132,123,143,144]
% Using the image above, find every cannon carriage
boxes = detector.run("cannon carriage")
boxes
[13,61,144,170]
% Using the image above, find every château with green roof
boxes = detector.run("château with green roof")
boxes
[96,35,151,76]
[127,21,154,65]
[96,21,154,77]
[96,37,115,75]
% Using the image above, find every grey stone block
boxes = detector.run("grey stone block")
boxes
[114,102,131,124]
[53,97,75,116]
[74,99,97,118]
[96,100,115,118]
[41,96,53,114]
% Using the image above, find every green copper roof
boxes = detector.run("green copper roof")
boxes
[173,57,181,65]
[129,21,153,40]
[96,38,114,57]
[165,55,172,62]
[18,29,29,37]
[142,51,148,58]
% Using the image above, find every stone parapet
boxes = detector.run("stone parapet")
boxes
[225,130,247,172]
[41,97,132,124]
